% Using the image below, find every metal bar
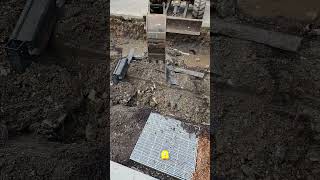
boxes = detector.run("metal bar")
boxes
[165,1,170,15]
[173,5,178,16]
[162,2,166,14]
[183,2,189,18]
[174,67,205,78]
[127,48,135,64]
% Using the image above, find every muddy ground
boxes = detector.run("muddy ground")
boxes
[0,0,109,179]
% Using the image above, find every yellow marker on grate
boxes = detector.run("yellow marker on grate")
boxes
[161,150,170,160]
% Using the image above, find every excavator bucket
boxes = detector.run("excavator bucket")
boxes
[166,16,203,35]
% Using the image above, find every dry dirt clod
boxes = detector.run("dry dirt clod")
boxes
[42,113,68,130]
[307,145,320,162]
[0,66,8,76]
[241,164,256,178]
[88,89,96,102]
[28,122,40,132]
[85,123,97,141]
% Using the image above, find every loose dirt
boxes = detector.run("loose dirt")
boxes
[0,0,109,179]
[2,1,318,179]
[212,4,320,179]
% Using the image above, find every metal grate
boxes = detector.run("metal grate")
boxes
[130,113,198,180]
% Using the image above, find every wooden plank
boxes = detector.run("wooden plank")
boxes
[212,19,303,52]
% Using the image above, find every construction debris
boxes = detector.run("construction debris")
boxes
[5,0,62,72]
[212,19,303,52]
[165,65,178,85]
[174,67,205,78]
[112,48,135,84]
[171,48,190,56]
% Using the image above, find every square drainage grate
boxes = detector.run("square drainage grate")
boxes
[130,113,198,180]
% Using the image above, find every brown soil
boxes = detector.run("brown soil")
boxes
[192,132,210,180]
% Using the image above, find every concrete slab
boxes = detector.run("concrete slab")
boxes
[110,0,210,27]
[110,161,158,180]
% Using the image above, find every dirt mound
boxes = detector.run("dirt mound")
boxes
[110,17,145,40]
[213,20,320,179]
[55,0,108,50]
[0,0,109,179]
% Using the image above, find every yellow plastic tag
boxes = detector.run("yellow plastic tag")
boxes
[161,150,170,160]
